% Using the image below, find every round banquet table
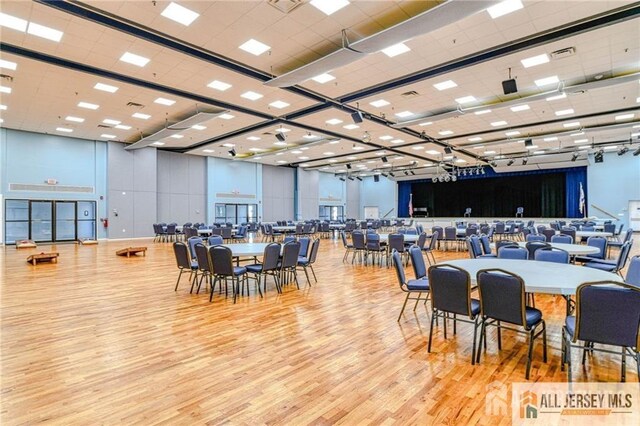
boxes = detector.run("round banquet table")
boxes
[272,226,297,232]
[563,230,612,238]
[221,242,270,257]
[442,259,623,296]
[491,241,600,256]
[378,233,418,243]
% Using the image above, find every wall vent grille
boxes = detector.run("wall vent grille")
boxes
[216,192,256,199]
[9,183,94,193]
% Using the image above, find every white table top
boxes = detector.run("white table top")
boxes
[329,224,346,229]
[490,241,600,256]
[441,259,622,295]
[272,226,297,232]
[574,230,612,238]
[378,233,419,243]
[221,243,270,257]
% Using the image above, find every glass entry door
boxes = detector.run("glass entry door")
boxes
[30,201,53,242]
[55,201,77,241]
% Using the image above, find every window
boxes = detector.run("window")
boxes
[214,203,258,224]
[319,205,344,221]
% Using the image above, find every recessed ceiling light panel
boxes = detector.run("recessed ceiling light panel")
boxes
[310,0,350,16]
[94,82,118,93]
[120,52,150,67]
[27,22,63,42]
[239,39,271,56]
[433,80,457,91]
[161,2,200,26]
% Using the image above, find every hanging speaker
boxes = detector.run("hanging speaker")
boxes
[350,111,363,123]
[502,78,518,95]
[374,175,380,182]
[275,133,286,142]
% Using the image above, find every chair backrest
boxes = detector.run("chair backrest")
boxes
[405,228,417,235]
[581,225,595,231]
[366,233,381,250]
[188,236,203,259]
[467,235,483,258]
[622,228,634,243]
[211,227,222,236]
[586,236,608,259]
[542,229,556,242]
[551,234,572,244]
[173,242,192,269]
[298,237,311,257]
[625,255,640,287]
[262,243,281,272]
[444,226,457,240]
[498,246,528,260]
[206,234,222,245]
[465,208,472,215]
[615,241,633,271]
[535,247,569,264]
[428,264,474,317]
[408,245,427,279]
[573,281,640,347]
[432,226,444,241]
[283,236,296,244]
[340,231,349,248]
[391,250,406,288]
[308,239,320,264]
[526,234,546,243]
[479,235,492,255]
[495,223,505,233]
[194,243,213,273]
[495,240,518,252]
[428,232,439,251]
[536,225,546,234]
[221,227,232,238]
[388,233,405,252]
[416,232,427,249]
[281,241,301,268]
[166,224,177,234]
[465,227,478,237]
[477,269,527,327]
[209,245,234,276]
[603,223,616,234]
[351,231,366,249]
[525,241,550,260]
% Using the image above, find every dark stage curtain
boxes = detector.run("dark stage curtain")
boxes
[565,167,587,218]
[397,182,411,217]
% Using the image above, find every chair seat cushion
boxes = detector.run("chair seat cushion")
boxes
[298,257,309,266]
[245,264,262,273]
[525,307,543,327]
[608,241,623,248]
[233,266,247,276]
[406,278,430,291]
[583,261,616,272]
[470,299,480,316]
[565,315,576,338]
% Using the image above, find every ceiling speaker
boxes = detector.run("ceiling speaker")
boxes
[374,175,380,182]
[350,111,364,123]
[275,133,286,142]
[502,78,518,95]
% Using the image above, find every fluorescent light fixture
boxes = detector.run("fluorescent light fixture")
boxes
[277,160,287,164]
[505,131,521,136]
[487,0,524,19]
[412,146,424,150]
[543,137,558,142]
[78,101,99,110]
[0,86,12,94]
[192,125,206,130]
[474,109,492,115]
[254,157,263,160]
[132,112,151,120]
[94,82,118,93]
[379,135,393,140]
[574,139,588,144]
[526,145,539,150]
[329,140,340,144]
[115,125,131,130]
[298,156,310,160]
[207,80,232,91]
[395,111,414,118]
[303,134,318,139]
[0,104,6,110]
[433,80,457,91]
[291,150,303,154]
[203,149,214,153]
[65,116,84,123]
[151,142,165,146]
[222,143,235,147]
[546,93,566,101]
[468,137,483,142]
[249,148,263,152]
[323,152,335,155]
[419,121,433,126]
[426,150,440,155]
[274,142,287,146]
[455,159,467,163]
[455,96,476,104]
[390,139,404,144]
[161,2,200,26]
[0,59,17,70]
[353,146,365,150]
[56,127,73,133]
[563,121,580,128]
[120,52,150,67]
[381,42,411,58]
[326,118,343,125]
[555,108,574,116]
[603,146,618,150]
[103,119,121,125]
[269,100,290,109]
[241,91,263,101]
[247,136,261,141]
[484,151,496,154]
[570,131,585,136]
[154,97,176,106]
[275,127,290,133]
[535,75,559,87]
[0,12,28,32]
[311,73,335,84]
[310,0,350,15]
[343,124,359,130]
[520,53,549,68]
[170,134,184,139]
[239,39,271,56]
[101,134,116,139]
[328,159,338,163]
[615,113,634,121]
[218,113,235,120]
[300,163,310,167]
[490,121,507,127]
[533,150,545,155]
[510,104,530,112]
[27,22,63,42]
[370,99,390,107]
[438,130,454,136]
[578,145,590,150]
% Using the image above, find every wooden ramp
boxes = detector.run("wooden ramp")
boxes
[79,239,98,245]
[16,240,37,249]
[27,252,59,266]
[116,247,147,258]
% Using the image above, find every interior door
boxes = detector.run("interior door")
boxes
[54,201,77,241]
[77,201,96,240]
[364,206,379,219]
[30,201,53,242]
[237,204,248,224]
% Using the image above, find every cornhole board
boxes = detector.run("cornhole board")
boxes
[116,247,147,258]
[16,240,37,249]
[79,239,98,245]
[27,252,59,266]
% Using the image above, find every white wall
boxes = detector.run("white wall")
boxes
[157,151,206,224]
[262,165,294,221]
[297,168,319,220]
[206,157,262,224]
[588,151,640,230]
[359,176,397,219]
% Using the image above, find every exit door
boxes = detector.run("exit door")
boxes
[630,200,640,230]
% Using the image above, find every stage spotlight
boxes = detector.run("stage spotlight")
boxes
[481,168,485,174]
[356,176,363,181]
[490,161,498,167]
[444,147,453,154]
[228,148,236,157]
[351,110,363,123]
[339,177,346,181]
[374,175,380,182]
[275,133,286,142]
[462,169,467,176]
[381,156,388,163]
[451,175,457,182]
[346,164,352,170]
[594,150,604,163]
[381,173,388,178]
[522,158,528,165]
[444,175,451,182]
[404,171,409,176]
[618,147,629,156]
[348,176,355,181]
[507,159,514,166]
[389,172,395,177]
[432,177,437,183]
[410,171,416,175]
[634,146,640,156]
[571,152,579,162]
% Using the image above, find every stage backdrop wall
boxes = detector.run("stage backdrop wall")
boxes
[398,166,587,218]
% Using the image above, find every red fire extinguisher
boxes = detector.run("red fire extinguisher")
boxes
[101,218,109,228]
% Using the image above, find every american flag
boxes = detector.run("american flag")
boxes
[579,182,585,216]
[409,193,414,217]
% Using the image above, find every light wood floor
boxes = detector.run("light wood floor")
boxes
[1,235,637,425]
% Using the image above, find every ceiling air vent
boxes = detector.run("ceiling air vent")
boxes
[267,0,303,13]
[401,91,420,98]
[97,124,112,128]
[550,47,576,60]
[126,102,145,108]
[0,74,14,82]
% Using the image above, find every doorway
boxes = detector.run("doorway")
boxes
[364,206,379,219]
[629,200,640,231]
